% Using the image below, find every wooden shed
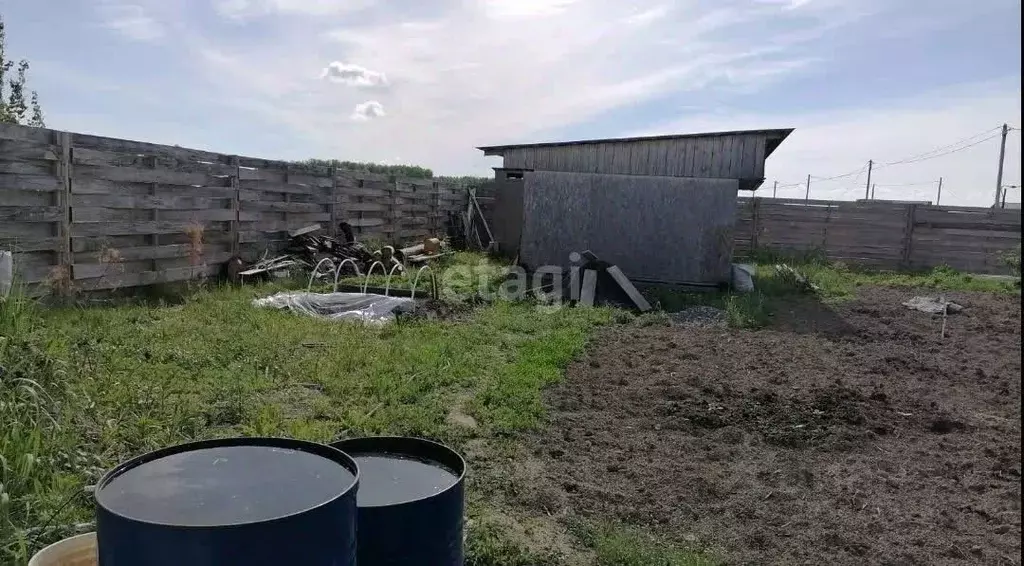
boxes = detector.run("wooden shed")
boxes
[478,129,793,287]
[479,128,792,191]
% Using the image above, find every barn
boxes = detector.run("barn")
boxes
[478,128,793,287]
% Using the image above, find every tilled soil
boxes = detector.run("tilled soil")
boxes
[526,287,1022,565]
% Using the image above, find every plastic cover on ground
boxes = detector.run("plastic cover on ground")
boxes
[731,263,756,293]
[252,291,415,325]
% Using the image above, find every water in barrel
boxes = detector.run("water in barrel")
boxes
[98,445,355,525]
[353,453,459,506]
[332,436,466,565]
[95,439,359,566]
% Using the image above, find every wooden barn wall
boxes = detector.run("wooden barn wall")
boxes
[497,133,767,180]
[520,171,740,285]
[735,198,1022,274]
[0,123,467,292]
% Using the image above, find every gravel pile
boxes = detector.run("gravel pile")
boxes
[668,305,727,327]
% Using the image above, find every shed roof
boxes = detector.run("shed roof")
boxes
[478,128,794,159]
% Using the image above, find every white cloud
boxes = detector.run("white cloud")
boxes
[72,0,1019,207]
[320,62,388,88]
[479,0,580,19]
[350,100,385,121]
[98,3,163,41]
[184,0,864,174]
[213,0,375,18]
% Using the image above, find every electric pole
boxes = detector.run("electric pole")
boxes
[772,180,778,198]
[871,183,876,200]
[936,177,943,206]
[864,159,873,200]
[995,123,1008,207]
[805,174,811,202]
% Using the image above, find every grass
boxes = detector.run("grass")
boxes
[0,255,630,565]
[648,258,1019,330]
[583,524,716,566]
[4,248,1016,564]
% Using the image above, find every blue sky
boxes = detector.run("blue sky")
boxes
[3,0,1021,205]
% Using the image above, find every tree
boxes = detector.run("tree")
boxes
[0,15,44,127]
[298,158,434,179]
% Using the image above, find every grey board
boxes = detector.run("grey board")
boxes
[520,171,738,285]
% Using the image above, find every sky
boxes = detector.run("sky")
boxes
[3,0,1021,205]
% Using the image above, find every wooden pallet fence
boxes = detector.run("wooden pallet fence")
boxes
[0,123,469,292]
[738,197,1021,273]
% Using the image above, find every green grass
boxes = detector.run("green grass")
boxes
[5,248,1015,564]
[573,523,716,566]
[0,261,617,564]
[648,260,1019,330]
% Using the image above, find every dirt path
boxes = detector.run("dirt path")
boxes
[523,287,1021,565]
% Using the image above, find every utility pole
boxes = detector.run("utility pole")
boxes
[871,183,876,200]
[936,177,943,206]
[995,123,1008,207]
[772,180,778,199]
[805,174,811,202]
[864,159,873,200]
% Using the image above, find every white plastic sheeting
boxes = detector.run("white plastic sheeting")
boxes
[731,264,756,293]
[252,291,415,325]
[902,296,964,315]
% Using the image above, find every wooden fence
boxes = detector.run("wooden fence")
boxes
[1,123,467,291]
[736,197,1021,274]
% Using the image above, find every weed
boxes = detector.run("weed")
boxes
[724,292,770,328]
[1000,244,1021,277]
[572,522,717,566]
[465,516,562,566]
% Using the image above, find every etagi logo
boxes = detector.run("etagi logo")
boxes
[439,252,585,309]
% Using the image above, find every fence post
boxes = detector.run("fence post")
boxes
[901,203,917,269]
[146,155,160,272]
[54,130,73,284]
[822,202,833,252]
[389,176,400,243]
[749,197,760,252]
[328,166,338,238]
[230,155,240,257]
[430,181,441,235]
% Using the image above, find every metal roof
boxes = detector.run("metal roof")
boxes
[478,128,794,158]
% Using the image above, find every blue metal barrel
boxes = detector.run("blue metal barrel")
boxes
[331,436,466,565]
[94,437,359,566]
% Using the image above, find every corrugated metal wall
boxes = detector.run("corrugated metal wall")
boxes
[497,133,767,181]
[520,171,739,285]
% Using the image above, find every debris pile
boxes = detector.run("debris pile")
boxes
[774,264,819,293]
[235,222,450,283]
[284,223,375,269]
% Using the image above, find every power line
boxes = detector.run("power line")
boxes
[770,123,1014,194]
[881,132,1002,167]
[873,181,937,187]
[879,126,1002,167]
[810,164,866,182]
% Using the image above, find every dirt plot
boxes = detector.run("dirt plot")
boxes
[526,287,1022,565]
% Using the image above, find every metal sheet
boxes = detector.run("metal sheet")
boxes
[520,171,739,285]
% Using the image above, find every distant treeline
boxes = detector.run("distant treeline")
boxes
[296,158,490,187]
